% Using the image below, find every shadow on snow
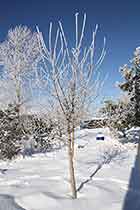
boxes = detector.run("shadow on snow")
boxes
[122,142,140,210]
[0,194,26,210]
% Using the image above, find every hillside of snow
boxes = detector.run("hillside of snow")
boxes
[0,128,139,210]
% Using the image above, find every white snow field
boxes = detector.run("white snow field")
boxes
[0,128,139,210]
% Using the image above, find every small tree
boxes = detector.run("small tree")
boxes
[37,13,106,198]
[100,97,132,136]
[0,104,22,160]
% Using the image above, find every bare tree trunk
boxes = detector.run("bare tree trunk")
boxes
[15,78,21,119]
[67,123,77,199]
[71,125,75,158]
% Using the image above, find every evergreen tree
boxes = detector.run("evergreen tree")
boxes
[0,104,24,160]
[118,47,140,127]
[100,98,131,134]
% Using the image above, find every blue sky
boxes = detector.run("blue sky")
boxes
[0,0,140,105]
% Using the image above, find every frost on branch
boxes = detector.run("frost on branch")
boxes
[0,26,41,111]
[96,140,127,166]
[37,13,106,199]
[0,26,40,79]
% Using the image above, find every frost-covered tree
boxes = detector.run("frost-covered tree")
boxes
[102,48,140,142]
[118,47,140,127]
[37,13,106,198]
[100,97,132,136]
[0,26,40,114]
[0,26,40,158]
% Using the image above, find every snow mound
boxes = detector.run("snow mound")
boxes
[16,193,60,210]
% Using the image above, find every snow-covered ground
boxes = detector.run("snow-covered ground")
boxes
[0,128,138,210]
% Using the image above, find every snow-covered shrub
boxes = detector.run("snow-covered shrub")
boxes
[30,117,53,153]
[0,104,24,160]
[22,114,64,154]
[21,135,36,157]
[123,127,140,143]
[100,96,134,140]
[0,106,65,159]
[97,140,127,166]
[33,120,65,152]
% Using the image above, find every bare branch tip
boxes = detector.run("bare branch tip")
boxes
[75,12,79,17]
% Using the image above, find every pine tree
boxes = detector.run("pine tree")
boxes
[118,47,140,127]
[0,104,24,160]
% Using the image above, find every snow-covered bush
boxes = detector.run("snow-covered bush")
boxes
[123,127,140,143]
[97,140,127,166]
[100,96,134,140]
[0,104,24,160]
[22,114,64,154]
[0,103,64,159]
